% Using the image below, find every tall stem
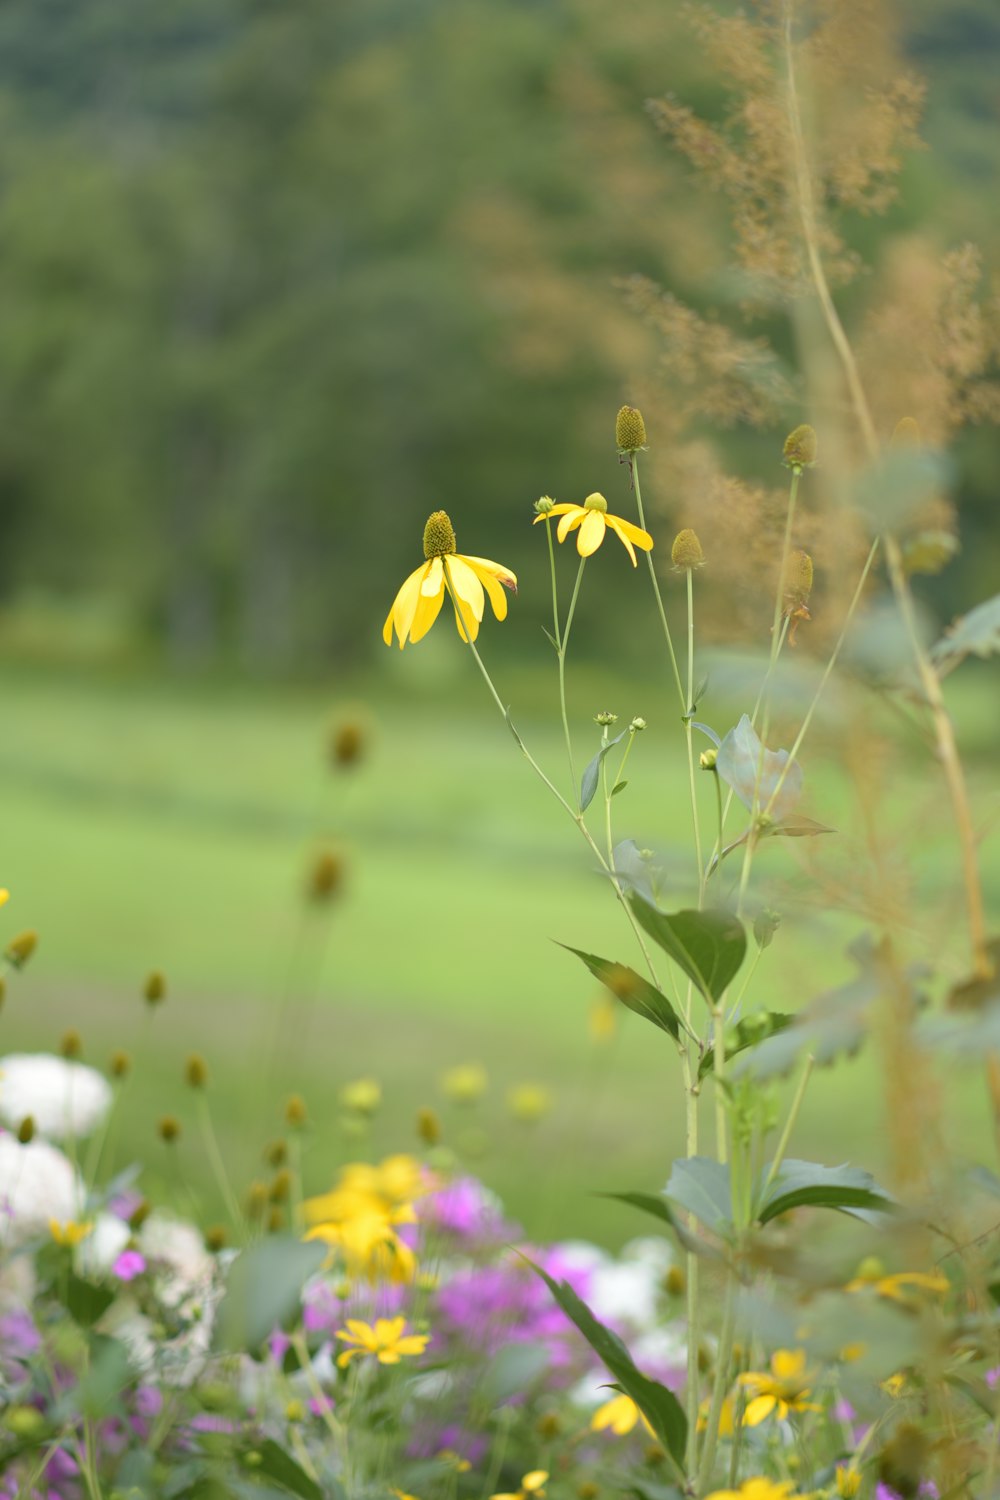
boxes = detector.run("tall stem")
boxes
[632,456,686,710]
[685,568,705,896]
[558,558,587,801]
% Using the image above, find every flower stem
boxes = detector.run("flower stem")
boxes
[685,567,705,898]
[558,558,587,802]
[758,1054,815,1206]
[632,455,685,710]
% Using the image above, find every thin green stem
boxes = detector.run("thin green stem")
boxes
[632,456,686,709]
[711,1007,729,1166]
[196,1094,245,1234]
[757,1054,815,1206]
[695,1271,739,1491]
[558,558,587,801]
[684,568,705,899]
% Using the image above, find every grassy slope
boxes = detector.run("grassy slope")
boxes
[0,658,996,1245]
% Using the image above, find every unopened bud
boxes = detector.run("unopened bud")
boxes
[699,747,718,770]
[629,716,647,733]
[59,1029,82,1060]
[536,1412,562,1439]
[417,1107,442,1146]
[5,930,38,969]
[246,1181,268,1219]
[185,1053,208,1089]
[157,1115,181,1144]
[269,1169,292,1204]
[753,909,781,950]
[331,720,365,768]
[264,1138,288,1168]
[267,1206,286,1234]
[670,529,704,571]
[782,423,818,470]
[595,710,618,726]
[110,1050,131,1079]
[534,496,555,516]
[615,405,647,453]
[285,1094,307,1128]
[206,1225,228,1252]
[308,850,345,903]
[143,971,166,1006]
[17,1115,34,1144]
[665,1264,686,1297]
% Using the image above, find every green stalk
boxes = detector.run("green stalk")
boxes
[757,1054,815,1206]
[196,1094,245,1235]
[685,567,705,897]
[632,455,686,709]
[695,1272,739,1492]
[558,557,587,801]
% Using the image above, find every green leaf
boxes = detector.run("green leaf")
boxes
[215,1237,327,1353]
[60,1273,116,1328]
[931,591,1000,668]
[580,729,629,812]
[560,945,680,1041]
[479,1343,551,1405]
[628,897,746,1004]
[664,1158,733,1237]
[756,1160,895,1225]
[611,779,628,797]
[764,815,835,839]
[541,626,560,651]
[698,1013,794,1081]
[601,1190,724,1261]
[530,1263,687,1471]
[252,1439,324,1500]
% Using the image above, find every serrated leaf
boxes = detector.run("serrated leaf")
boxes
[559,945,680,1040]
[530,1264,687,1471]
[756,1160,895,1225]
[215,1237,327,1354]
[716,714,802,821]
[664,1157,733,1237]
[932,591,1000,667]
[611,779,628,796]
[601,1190,725,1261]
[698,1013,794,1080]
[252,1439,323,1500]
[580,729,629,812]
[628,896,746,1004]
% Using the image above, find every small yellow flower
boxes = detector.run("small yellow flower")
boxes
[340,1077,382,1115]
[492,1472,549,1500]
[533,493,653,566]
[844,1267,949,1303]
[335,1316,429,1367]
[507,1083,551,1124]
[438,1450,472,1473]
[590,1393,654,1437]
[836,1466,862,1498]
[383,511,516,648]
[881,1372,907,1398]
[707,1480,798,1500]
[736,1349,821,1426]
[442,1062,488,1104]
[696,1394,735,1436]
[49,1219,93,1247]
[0,889,9,908]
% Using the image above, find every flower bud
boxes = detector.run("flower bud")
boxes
[206,1225,227,1251]
[753,909,781,950]
[59,1029,82,1060]
[331,720,366,768]
[17,1115,34,1144]
[143,971,166,1006]
[267,1206,286,1234]
[670,529,705,570]
[595,710,618,726]
[507,1083,551,1124]
[246,1181,269,1219]
[442,1062,488,1105]
[615,405,647,453]
[157,1115,181,1144]
[782,423,818,470]
[110,1049,131,1079]
[629,716,647,733]
[269,1169,292,1204]
[339,1077,381,1115]
[185,1053,208,1089]
[699,748,718,771]
[416,1106,442,1146]
[665,1264,685,1297]
[534,496,555,516]
[5,930,38,969]
[308,850,345,903]
[264,1138,288,1168]
[285,1094,308,1128]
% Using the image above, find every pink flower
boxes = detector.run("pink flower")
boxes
[112,1248,146,1281]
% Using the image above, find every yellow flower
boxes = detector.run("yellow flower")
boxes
[533,493,653,566]
[303,1154,431,1283]
[590,1393,654,1437]
[335,1316,429,1367]
[844,1268,949,1303]
[736,1348,821,1426]
[881,1372,907,1398]
[0,889,9,908]
[442,1062,488,1104]
[383,510,516,648]
[438,1451,472,1473]
[708,1480,798,1500]
[696,1394,735,1436]
[836,1466,862,1499]
[49,1219,93,1247]
[492,1472,549,1500]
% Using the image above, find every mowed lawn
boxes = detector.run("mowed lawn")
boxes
[0,655,997,1244]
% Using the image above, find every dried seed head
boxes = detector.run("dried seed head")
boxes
[269,1168,292,1204]
[16,1115,34,1145]
[331,720,365,768]
[206,1225,228,1252]
[285,1094,308,1128]
[109,1050,131,1079]
[59,1029,82,1060]
[264,1138,288,1168]
[615,405,647,453]
[416,1106,442,1146]
[782,424,818,470]
[5,930,38,969]
[422,510,457,559]
[143,971,166,1006]
[783,549,814,606]
[309,850,345,903]
[891,416,921,448]
[185,1053,208,1089]
[157,1115,181,1144]
[670,529,705,570]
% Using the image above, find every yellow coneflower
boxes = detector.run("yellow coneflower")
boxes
[534,493,653,566]
[383,511,517,648]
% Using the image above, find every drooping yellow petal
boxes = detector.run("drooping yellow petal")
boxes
[409,577,445,644]
[419,557,444,597]
[605,517,638,566]
[522,1474,548,1494]
[462,558,508,620]
[576,509,607,556]
[384,561,431,647]
[771,1349,807,1381]
[447,557,486,623]
[533,504,576,523]
[609,515,654,551]
[591,1394,638,1434]
[460,554,517,592]
[742,1394,777,1427]
[556,507,586,544]
[443,559,480,642]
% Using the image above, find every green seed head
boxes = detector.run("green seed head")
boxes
[583,492,608,513]
[423,510,457,559]
[671,529,704,570]
[615,405,647,453]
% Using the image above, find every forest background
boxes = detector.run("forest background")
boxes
[0,0,998,1243]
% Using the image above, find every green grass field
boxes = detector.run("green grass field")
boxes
[0,652,997,1245]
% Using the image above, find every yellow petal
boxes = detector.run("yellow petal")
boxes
[386,562,431,648]
[742,1395,776,1427]
[447,557,486,622]
[408,581,444,644]
[606,517,638,566]
[576,509,606,556]
[522,1474,548,1492]
[771,1349,806,1380]
[377,1351,402,1363]
[462,558,508,620]
[394,1335,430,1356]
[533,504,575,520]
[420,557,444,597]
[609,515,654,550]
[460,554,517,592]
[556,508,586,544]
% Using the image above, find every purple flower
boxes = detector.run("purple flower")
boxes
[112,1248,146,1281]
[434,1245,593,1370]
[420,1178,514,1242]
[0,1309,40,1361]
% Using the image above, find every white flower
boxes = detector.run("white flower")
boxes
[0,1054,112,1140]
[0,1134,83,1245]
[138,1215,214,1307]
[76,1212,131,1278]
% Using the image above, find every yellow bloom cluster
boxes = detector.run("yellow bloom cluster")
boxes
[302,1154,432,1284]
